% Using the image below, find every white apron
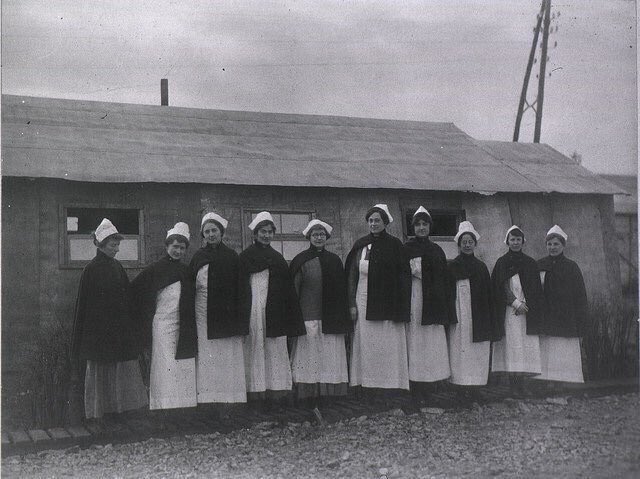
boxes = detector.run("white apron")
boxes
[349,246,409,390]
[491,274,541,374]
[534,271,584,383]
[291,320,348,384]
[406,258,451,382]
[195,266,247,403]
[149,281,197,410]
[243,269,293,392]
[448,278,491,385]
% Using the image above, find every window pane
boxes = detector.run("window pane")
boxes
[431,214,458,237]
[67,208,139,235]
[69,238,97,261]
[69,238,139,261]
[117,239,140,261]
[282,241,308,261]
[281,213,310,235]
[405,209,462,238]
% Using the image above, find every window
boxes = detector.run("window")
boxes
[62,206,144,268]
[244,210,314,261]
[403,208,465,260]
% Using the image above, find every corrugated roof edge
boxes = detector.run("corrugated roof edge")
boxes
[475,140,626,195]
[1,94,457,131]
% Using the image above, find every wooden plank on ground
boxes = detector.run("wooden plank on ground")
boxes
[27,429,51,442]
[66,426,92,438]
[47,428,71,440]
[9,430,31,444]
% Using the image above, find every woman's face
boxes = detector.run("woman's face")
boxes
[546,237,564,257]
[309,227,328,249]
[459,233,476,255]
[99,239,120,258]
[256,224,274,245]
[167,239,187,261]
[414,219,431,238]
[368,212,386,235]
[202,221,222,246]
[507,233,524,252]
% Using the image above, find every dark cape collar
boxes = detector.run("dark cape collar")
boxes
[289,245,327,277]
[190,242,236,276]
[146,254,188,292]
[404,236,441,259]
[538,252,566,271]
[349,229,392,251]
[240,242,285,273]
[449,252,483,280]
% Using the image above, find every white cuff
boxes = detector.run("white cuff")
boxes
[511,299,523,309]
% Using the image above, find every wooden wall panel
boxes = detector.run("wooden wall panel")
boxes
[1,178,41,371]
[461,193,513,269]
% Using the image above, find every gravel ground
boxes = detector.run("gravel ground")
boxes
[3,393,639,478]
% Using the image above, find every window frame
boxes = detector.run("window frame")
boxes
[402,207,466,242]
[241,208,316,261]
[59,203,146,269]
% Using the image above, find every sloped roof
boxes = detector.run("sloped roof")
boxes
[600,174,637,214]
[1,94,620,195]
[476,141,624,195]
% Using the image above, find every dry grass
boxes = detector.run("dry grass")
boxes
[582,294,638,380]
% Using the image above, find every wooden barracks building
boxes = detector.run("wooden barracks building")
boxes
[1,94,624,375]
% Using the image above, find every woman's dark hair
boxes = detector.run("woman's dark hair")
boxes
[252,220,276,236]
[457,232,477,247]
[365,207,389,225]
[545,233,566,246]
[508,228,524,239]
[201,219,225,237]
[411,212,433,227]
[506,228,525,245]
[165,234,190,248]
[93,232,124,248]
[306,225,331,240]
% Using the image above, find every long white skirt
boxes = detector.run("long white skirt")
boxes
[406,273,451,382]
[448,279,490,385]
[84,359,148,419]
[243,269,293,392]
[290,320,348,384]
[149,282,197,410]
[491,274,541,374]
[350,252,409,390]
[535,336,584,383]
[195,266,247,403]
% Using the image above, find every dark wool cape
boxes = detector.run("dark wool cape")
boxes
[189,242,248,339]
[289,246,353,334]
[345,230,411,323]
[537,254,588,337]
[449,253,499,341]
[130,255,197,360]
[491,250,545,337]
[238,243,306,338]
[71,249,141,362]
[404,237,457,326]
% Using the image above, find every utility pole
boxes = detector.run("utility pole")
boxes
[534,0,552,142]
[513,0,555,143]
[513,0,545,142]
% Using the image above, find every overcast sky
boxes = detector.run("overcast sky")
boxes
[2,0,637,175]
